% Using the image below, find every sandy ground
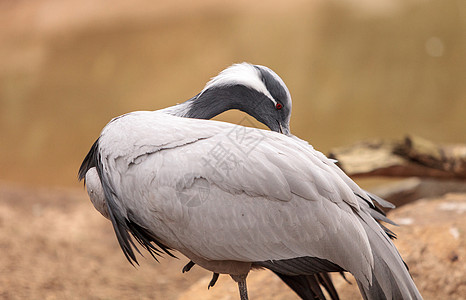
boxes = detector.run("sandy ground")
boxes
[1,181,465,299]
[0,182,208,299]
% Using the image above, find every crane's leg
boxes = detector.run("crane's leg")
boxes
[231,274,249,300]
[237,278,248,300]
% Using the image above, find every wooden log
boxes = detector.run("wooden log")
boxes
[328,135,466,179]
[369,177,466,207]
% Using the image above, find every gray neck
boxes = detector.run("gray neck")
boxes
[159,86,262,120]
[157,96,199,118]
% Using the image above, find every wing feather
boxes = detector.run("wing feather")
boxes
[95,111,375,283]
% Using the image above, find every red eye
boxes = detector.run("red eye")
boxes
[275,103,283,110]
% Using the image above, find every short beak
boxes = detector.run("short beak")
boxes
[278,122,291,136]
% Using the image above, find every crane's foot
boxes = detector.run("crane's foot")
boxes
[208,273,219,289]
[182,260,195,273]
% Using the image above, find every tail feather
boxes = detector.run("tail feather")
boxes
[356,212,422,300]
[272,272,340,300]
[317,273,340,300]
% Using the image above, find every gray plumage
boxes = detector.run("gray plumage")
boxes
[79,63,422,300]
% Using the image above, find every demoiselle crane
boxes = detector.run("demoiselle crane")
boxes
[79,63,422,300]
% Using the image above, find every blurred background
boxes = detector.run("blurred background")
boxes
[0,0,465,299]
[1,0,464,187]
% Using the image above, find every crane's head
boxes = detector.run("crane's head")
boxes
[189,63,292,135]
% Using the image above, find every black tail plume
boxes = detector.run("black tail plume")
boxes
[272,272,340,300]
